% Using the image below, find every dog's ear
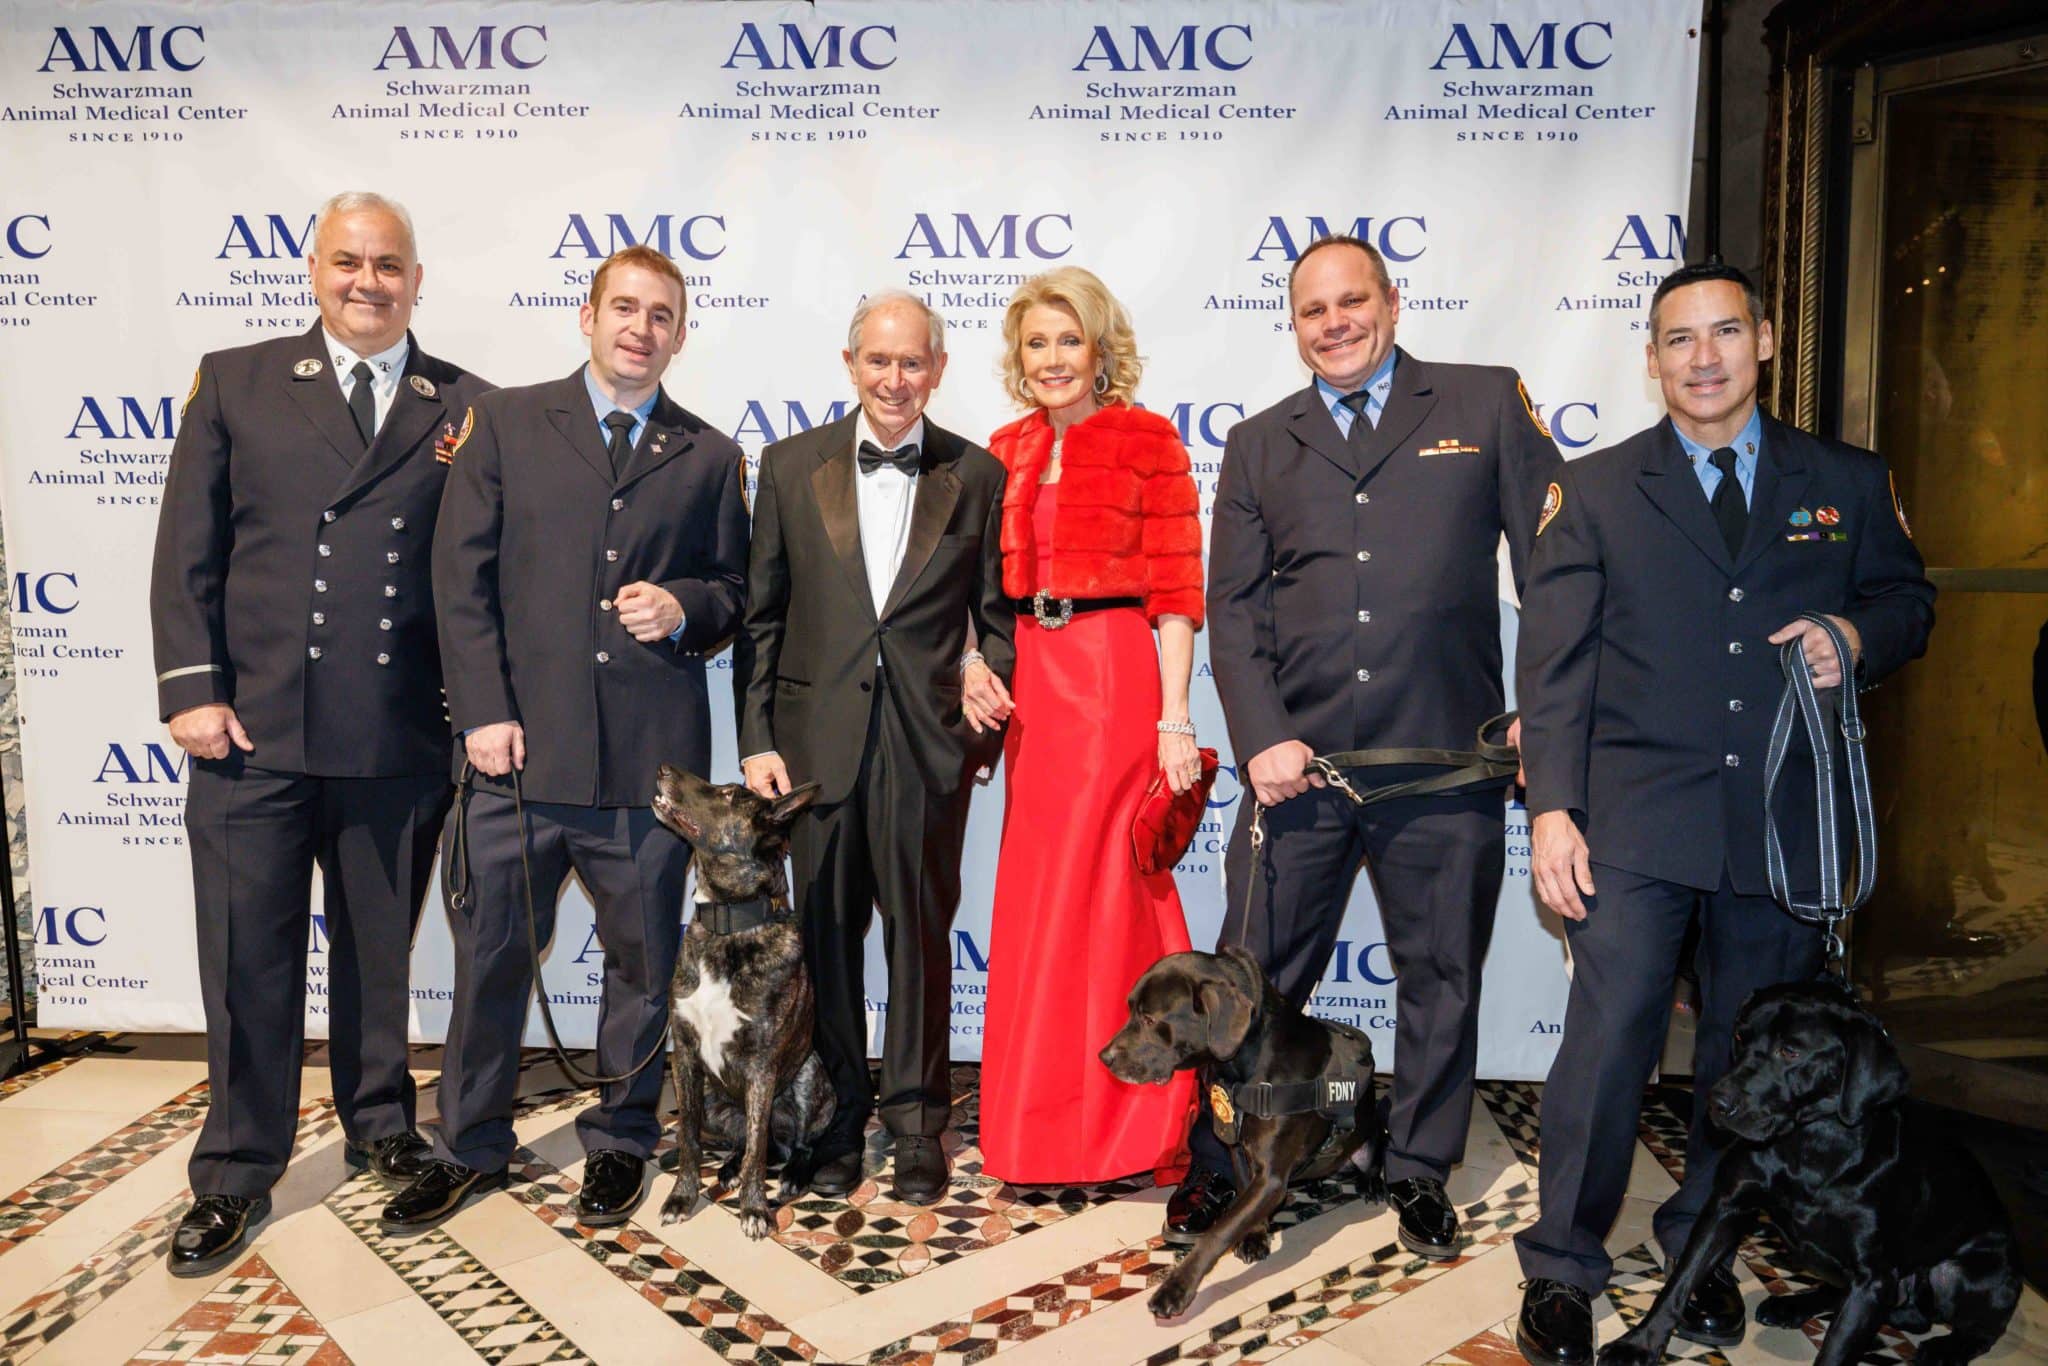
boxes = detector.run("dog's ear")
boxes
[1197,976,1255,1061]
[1217,945,1266,995]
[766,782,821,826]
[1836,1012,1909,1125]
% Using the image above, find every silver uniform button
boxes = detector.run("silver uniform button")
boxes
[1357,610,1371,622]
[1727,641,1743,654]
[1355,668,1371,682]
[384,585,397,597]
[605,549,619,562]
[317,544,331,557]
[314,579,328,593]
[308,646,323,660]
[386,550,401,564]
[375,652,390,666]
[1356,550,1371,562]
[390,516,406,531]
[378,618,392,631]
[311,611,325,626]
[322,510,336,523]
[1354,491,1369,504]
[595,650,610,664]
[599,598,613,612]
[1728,587,1744,602]
[1725,753,1741,767]
[1728,699,1744,712]
[611,498,625,511]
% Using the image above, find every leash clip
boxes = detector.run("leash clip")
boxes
[1310,758,1365,806]
[1840,714,1866,743]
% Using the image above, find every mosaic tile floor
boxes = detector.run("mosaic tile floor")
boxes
[0,1049,2039,1365]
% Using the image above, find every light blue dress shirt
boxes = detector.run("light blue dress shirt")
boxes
[1315,349,1398,439]
[1674,405,1763,509]
[584,363,658,448]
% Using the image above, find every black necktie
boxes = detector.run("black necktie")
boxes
[603,410,636,479]
[348,361,376,447]
[1708,446,1747,555]
[1338,389,1374,443]
[857,439,922,476]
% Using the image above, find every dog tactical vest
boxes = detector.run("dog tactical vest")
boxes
[1209,1019,1375,1183]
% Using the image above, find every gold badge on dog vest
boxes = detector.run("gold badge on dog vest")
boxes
[1537,481,1563,536]
[409,374,437,399]
[1209,1082,1240,1142]
[293,358,324,379]
[1516,378,1551,438]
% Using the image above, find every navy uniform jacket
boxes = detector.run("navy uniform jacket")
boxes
[734,414,1014,805]
[150,325,492,777]
[432,370,749,807]
[1208,349,1565,761]
[1515,415,1934,894]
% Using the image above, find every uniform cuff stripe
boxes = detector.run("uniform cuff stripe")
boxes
[156,664,224,683]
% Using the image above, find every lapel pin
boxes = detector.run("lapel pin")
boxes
[293,358,324,378]
[1788,508,1812,527]
[1816,506,1841,526]
[409,375,437,398]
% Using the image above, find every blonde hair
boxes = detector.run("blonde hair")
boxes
[999,266,1143,409]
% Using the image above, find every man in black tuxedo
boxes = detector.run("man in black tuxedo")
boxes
[1196,235,1563,1256]
[1511,263,1933,1366]
[150,191,491,1276]
[385,245,749,1234]
[736,291,1013,1205]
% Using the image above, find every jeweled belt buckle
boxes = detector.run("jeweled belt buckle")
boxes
[1031,590,1074,630]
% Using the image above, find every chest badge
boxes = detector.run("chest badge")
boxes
[1788,508,1813,527]
[292,358,324,379]
[1815,505,1841,526]
[1537,481,1564,536]
[409,374,437,398]
[1421,438,1482,456]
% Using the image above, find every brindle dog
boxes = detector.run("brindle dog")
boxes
[651,765,834,1239]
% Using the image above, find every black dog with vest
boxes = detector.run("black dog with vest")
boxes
[1600,980,2020,1365]
[650,765,835,1239]
[1101,946,1382,1320]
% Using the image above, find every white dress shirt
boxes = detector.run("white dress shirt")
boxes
[855,412,924,613]
[325,330,409,437]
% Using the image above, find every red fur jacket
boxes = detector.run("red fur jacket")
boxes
[987,404,1204,626]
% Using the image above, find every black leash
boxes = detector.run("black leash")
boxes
[1763,613,1877,976]
[447,762,669,1088]
[1240,713,1520,925]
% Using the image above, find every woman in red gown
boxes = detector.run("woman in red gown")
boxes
[968,266,1205,1185]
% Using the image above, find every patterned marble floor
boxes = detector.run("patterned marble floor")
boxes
[0,1049,2042,1365]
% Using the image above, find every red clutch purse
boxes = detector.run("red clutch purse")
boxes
[1132,747,1220,875]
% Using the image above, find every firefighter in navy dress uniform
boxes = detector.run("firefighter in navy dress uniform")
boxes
[150,191,492,1276]
[1510,263,1933,1366]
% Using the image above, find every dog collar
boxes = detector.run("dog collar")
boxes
[691,896,781,935]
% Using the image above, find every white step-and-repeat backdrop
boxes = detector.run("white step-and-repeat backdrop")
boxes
[2,0,1698,1078]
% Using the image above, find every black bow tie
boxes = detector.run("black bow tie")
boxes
[857,439,922,476]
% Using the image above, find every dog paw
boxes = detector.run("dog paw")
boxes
[718,1153,744,1188]
[1595,1338,1659,1366]
[738,1207,773,1241]
[1148,1271,1198,1321]
[1754,1288,1841,1330]
[1234,1231,1270,1264]
[659,1182,704,1225]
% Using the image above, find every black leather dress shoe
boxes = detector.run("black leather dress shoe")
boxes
[1162,1167,1236,1245]
[167,1193,271,1278]
[809,1147,865,1198]
[889,1135,950,1206]
[576,1150,648,1227]
[1515,1277,1593,1366]
[379,1159,507,1235]
[1386,1176,1459,1260]
[345,1130,433,1187]
[1674,1264,1745,1347]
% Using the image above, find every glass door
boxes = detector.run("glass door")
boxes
[1838,41,2048,1124]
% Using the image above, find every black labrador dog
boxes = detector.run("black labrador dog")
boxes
[1101,946,1381,1321]
[1602,981,2020,1365]
[650,765,835,1240]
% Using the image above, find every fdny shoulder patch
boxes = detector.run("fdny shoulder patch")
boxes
[1537,480,1564,536]
[181,364,201,416]
[436,406,475,465]
[1889,471,1913,539]
[1516,377,1552,438]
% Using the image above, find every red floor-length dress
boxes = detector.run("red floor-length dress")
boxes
[978,486,1197,1185]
